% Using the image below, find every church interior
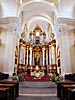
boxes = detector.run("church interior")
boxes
[0,0,75,100]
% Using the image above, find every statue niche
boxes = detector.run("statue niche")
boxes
[34,46,42,66]
[35,56,40,66]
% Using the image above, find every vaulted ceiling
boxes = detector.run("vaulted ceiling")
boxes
[0,0,75,36]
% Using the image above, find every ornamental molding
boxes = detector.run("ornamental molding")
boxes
[54,18,75,37]
[0,17,22,38]
[57,18,75,26]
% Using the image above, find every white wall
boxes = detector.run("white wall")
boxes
[0,31,7,71]
[68,30,75,73]
[54,18,75,75]
[59,0,75,18]
[0,17,22,75]
[0,0,17,18]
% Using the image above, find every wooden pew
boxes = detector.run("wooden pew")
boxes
[0,87,9,100]
[67,88,75,100]
[65,73,75,82]
[0,83,16,100]
[61,84,75,100]
[0,78,19,98]
[56,79,75,98]
[0,72,9,80]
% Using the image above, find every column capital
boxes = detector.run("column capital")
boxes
[59,24,68,36]
[54,18,75,37]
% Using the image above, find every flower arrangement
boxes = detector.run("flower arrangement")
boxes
[48,72,63,82]
[11,75,18,80]
[11,73,24,82]
[52,75,63,82]
[48,72,53,77]
[18,74,24,81]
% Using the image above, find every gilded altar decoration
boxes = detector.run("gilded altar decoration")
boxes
[34,71,41,78]
[18,25,57,76]
[35,65,39,71]
[34,71,44,79]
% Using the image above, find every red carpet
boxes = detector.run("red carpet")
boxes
[24,76,51,82]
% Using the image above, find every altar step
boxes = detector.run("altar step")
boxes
[19,81,57,88]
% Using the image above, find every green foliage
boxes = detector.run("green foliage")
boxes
[18,74,24,82]
[11,76,18,80]
[11,74,24,82]
[52,76,63,82]
[48,72,53,77]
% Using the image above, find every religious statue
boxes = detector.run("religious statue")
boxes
[35,56,40,65]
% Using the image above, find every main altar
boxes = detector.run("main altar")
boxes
[16,25,57,80]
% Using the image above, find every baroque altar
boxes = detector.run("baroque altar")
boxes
[17,25,57,77]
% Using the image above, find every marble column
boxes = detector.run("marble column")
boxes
[54,18,75,75]
[51,46,56,64]
[48,47,49,65]
[49,45,51,65]
[24,46,26,65]
[57,25,72,75]
[42,47,45,66]
[26,46,29,65]
[46,48,48,65]
[32,51,34,65]
[30,46,32,65]
[1,17,22,75]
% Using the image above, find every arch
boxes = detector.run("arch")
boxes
[17,0,58,17]
[23,16,53,31]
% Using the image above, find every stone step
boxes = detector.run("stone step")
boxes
[19,81,57,88]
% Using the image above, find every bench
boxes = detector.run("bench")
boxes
[56,79,75,98]
[65,73,75,81]
[0,87,9,100]
[67,88,75,100]
[0,72,9,80]
[61,84,75,100]
[0,78,19,98]
[0,83,16,100]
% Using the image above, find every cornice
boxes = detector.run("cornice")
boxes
[57,17,75,26]
[54,18,75,37]
[0,17,22,38]
[0,17,19,24]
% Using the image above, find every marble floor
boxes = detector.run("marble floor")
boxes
[16,81,60,100]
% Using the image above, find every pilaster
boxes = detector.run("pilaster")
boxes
[54,18,75,76]
[59,24,72,75]
[0,17,22,75]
